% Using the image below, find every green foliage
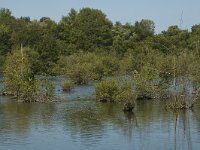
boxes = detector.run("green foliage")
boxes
[0,8,15,26]
[112,23,136,54]
[0,55,5,73]
[131,49,173,99]
[60,8,77,25]
[0,24,12,72]
[119,54,135,75]
[130,46,200,108]
[23,48,40,74]
[0,24,12,55]
[68,62,93,85]
[120,45,160,75]
[58,52,119,84]
[95,79,135,103]
[95,80,118,102]
[159,26,189,53]
[61,52,96,85]
[3,49,33,98]
[33,33,60,74]
[61,80,75,92]
[71,8,113,51]
[94,52,119,78]
[134,19,155,40]
[1,7,200,111]
[115,80,136,103]
[0,8,200,98]
[133,63,158,98]
[3,48,55,102]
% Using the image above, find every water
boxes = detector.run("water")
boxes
[1,77,200,150]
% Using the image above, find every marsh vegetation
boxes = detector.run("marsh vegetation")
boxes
[0,7,200,111]
[1,5,200,150]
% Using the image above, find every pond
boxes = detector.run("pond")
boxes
[0,76,200,150]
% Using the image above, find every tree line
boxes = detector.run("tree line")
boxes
[1,7,200,108]
[1,7,199,74]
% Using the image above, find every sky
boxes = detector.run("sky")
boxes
[0,0,200,33]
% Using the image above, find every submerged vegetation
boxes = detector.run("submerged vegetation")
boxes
[0,7,200,109]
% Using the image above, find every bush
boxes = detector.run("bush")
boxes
[119,49,137,75]
[61,80,74,92]
[94,53,119,78]
[68,62,94,85]
[59,52,119,85]
[115,80,136,103]
[95,79,136,103]
[133,63,158,99]
[61,53,95,85]
[95,80,118,102]
[132,51,173,100]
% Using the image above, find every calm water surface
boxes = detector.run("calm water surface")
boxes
[0,76,200,150]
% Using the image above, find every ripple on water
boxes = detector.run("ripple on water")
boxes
[1,77,200,150]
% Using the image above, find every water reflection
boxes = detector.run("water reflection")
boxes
[60,101,140,147]
[0,99,56,143]
[172,110,193,150]
[0,79,200,149]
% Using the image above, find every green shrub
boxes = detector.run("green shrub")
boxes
[62,53,95,84]
[95,53,119,77]
[115,81,136,103]
[95,80,118,102]
[69,62,94,85]
[95,79,136,103]
[59,52,120,85]
[133,63,158,99]
[119,50,137,75]
[61,80,74,92]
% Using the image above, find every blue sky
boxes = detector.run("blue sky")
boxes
[0,0,200,32]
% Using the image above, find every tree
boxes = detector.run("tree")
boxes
[60,8,77,25]
[189,24,200,55]
[3,48,34,99]
[33,33,60,74]
[161,26,189,51]
[112,22,137,55]
[71,8,113,51]
[3,48,55,102]
[0,24,12,55]
[134,19,155,41]
[0,8,16,29]
[0,24,12,72]
[56,9,77,55]
[0,8,11,18]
